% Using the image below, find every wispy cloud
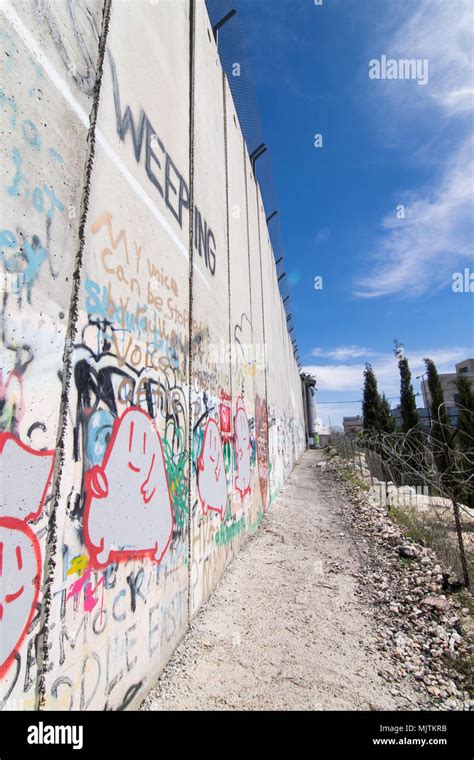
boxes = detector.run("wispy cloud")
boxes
[388,0,474,117]
[355,0,474,299]
[310,345,375,360]
[355,137,474,298]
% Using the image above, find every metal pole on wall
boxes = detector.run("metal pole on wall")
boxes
[444,432,470,589]
[366,443,374,486]
[350,438,356,468]
[212,8,237,41]
[378,432,390,511]
[451,495,470,589]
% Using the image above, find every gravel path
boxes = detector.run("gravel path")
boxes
[140,449,438,710]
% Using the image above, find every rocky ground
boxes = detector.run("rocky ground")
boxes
[140,449,473,711]
[319,453,473,710]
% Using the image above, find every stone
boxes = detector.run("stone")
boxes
[422,595,450,612]
[399,544,418,559]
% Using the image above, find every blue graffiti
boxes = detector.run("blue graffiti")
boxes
[21,120,41,150]
[86,409,114,466]
[6,143,64,219]
[0,229,47,299]
[7,147,29,198]
[84,278,174,357]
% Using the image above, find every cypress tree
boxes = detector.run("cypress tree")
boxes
[456,372,474,449]
[379,393,396,433]
[362,364,382,432]
[456,373,474,508]
[394,341,422,433]
[424,357,451,472]
[394,341,425,481]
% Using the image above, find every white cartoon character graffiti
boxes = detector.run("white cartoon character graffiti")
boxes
[234,398,251,498]
[0,517,41,678]
[0,432,54,522]
[0,433,54,678]
[84,408,174,569]
[197,418,228,519]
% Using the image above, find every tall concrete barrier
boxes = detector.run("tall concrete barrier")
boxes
[0,0,305,711]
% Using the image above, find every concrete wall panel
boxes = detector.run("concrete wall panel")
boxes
[226,80,260,552]
[0,0,104,709]
[189,0,234,616]
[41,0,191,710]
[245,159,268,524]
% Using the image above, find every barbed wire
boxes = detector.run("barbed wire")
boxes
[328,405,474,588]
[205,0,296,346]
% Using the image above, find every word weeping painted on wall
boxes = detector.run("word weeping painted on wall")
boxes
[109,53,217,275]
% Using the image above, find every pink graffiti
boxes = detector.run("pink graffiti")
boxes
[66,565,105,622]
[219,388,232,441]
[234,398,251,499]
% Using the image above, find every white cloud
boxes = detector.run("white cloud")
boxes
[388,0,474,117]
[305,363,367,392]
[314,402,362,431]
[310,345,375,360]
[355,0,474,298]
[355,137,474,297]
[304,346,471,395]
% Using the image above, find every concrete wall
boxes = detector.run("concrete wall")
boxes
[0,0,305,711]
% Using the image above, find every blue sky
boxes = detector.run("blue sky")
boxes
[235,0,474,426]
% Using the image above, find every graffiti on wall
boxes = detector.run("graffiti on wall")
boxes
[108,52,218,275]
[0,432,54,679]
[84,408,174,568]
[234,397,251,499]
[84,211,189,365]
[0,2,306,710]
[48,544,187,710]
[0,518,41,679]
[72,211,190,540]
[36,0,101,96]
[255,396,269,510]
[0,361,26,435]
[197,418,228,519]
[0,40,67,293]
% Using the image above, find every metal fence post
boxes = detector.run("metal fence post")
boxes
[451,495,470,589]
